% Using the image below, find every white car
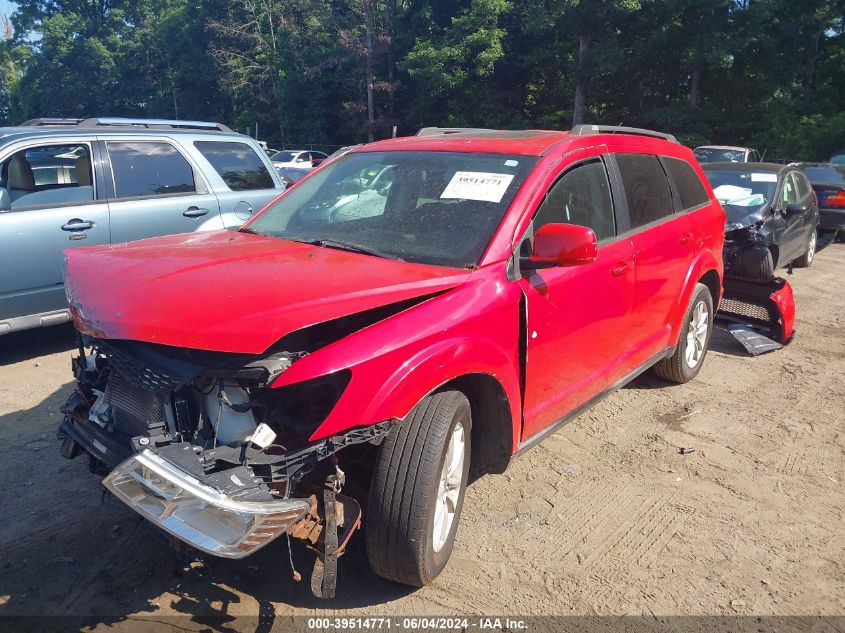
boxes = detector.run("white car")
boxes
[270,149,328,169]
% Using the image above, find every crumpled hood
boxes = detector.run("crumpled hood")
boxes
[64,230,470,354]
[723,205,769,232]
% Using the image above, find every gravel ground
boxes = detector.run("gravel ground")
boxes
[0,244,843,631]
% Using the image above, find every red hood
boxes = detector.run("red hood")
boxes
[64,230,470,354]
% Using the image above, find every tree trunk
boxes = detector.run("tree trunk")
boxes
[364,0,375,142]
[572,34,589,126]
[689,68,701,108]
[386,0,396,119]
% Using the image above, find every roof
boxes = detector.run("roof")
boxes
[0,126,246,144]
[701,161,788,173]
[695,145,755,152]
[357,129,570,156]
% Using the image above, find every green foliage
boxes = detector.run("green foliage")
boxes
[0,0,842,159]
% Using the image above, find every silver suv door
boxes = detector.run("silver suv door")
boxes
[0,140,109,332]
[191,139,283,225]
[102,138,224,243]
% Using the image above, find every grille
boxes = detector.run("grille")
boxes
[720,297,773,323]
[106,347,183,392]
[108,373,167,437]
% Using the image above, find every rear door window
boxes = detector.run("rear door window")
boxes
[534,159,615,241]
[107,141,195,199]
[663,157,710,211]
[615,153,675,229]
[194,141,275,191]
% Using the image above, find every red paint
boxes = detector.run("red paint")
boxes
[771,280,795,343]
[65,130,725,454]
[529,223,597,267]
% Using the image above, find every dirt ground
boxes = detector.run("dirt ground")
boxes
[0,244,843,631]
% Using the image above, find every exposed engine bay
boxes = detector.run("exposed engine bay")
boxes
[58,334,392,598]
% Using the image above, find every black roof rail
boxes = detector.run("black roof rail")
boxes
[416,127,498,136]
[570,124,678,143]
[76,117,233,133]
[19,118,84,127]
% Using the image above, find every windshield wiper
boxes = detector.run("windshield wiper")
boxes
[302,238,404,262]
[237,226,263,235]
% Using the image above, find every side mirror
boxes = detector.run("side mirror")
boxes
[785,202,807,215]
[0,188,10,212]
[520,223,598,271]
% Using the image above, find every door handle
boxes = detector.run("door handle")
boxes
[61,219,93,231]
[679,232,693,245]
[610,261,632,277]
[183,206,210,218]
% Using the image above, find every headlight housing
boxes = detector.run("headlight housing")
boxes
[103,449,310,558]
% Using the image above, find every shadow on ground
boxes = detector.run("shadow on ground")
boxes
[0,323,77,365]
[0,380,415,633]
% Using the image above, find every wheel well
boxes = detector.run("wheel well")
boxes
[699,269,721,309]
[441,374,513,481]
[769,245,779,268]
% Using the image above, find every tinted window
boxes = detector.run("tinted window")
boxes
[108,141,195,198]
[781,173,799,206]
[195,141,275,191]
[793,172,811,199]
[802,165,845,185]
[664,157,709,210]
[616,153,674,228]
[534,160,615,240]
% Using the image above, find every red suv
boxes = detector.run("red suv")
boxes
[60,125,725,597]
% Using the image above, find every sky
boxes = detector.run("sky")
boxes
[0,0,13,23]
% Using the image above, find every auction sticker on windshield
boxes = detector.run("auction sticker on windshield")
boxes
[441,171,515,203]
[751,172,778,182]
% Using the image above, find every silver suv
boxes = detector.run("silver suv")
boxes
[0,117,284,335]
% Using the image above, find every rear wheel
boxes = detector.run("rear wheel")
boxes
[794,228,817,268]
[365,390,471,586]
[652,283,714,384]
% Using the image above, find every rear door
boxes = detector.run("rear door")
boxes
[192,139,282,226]
[102,138,223,243]
[610,152,697,365]
[0,139,109,326]
[520,151,637,438]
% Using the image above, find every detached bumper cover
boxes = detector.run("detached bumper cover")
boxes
[717,275,795,345]
[103,449,311,558]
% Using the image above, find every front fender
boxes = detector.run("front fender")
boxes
[270,274,523,443]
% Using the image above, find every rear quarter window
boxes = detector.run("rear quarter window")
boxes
[194,141,276,191]
[664,157,710,210]
[615,153,674,228]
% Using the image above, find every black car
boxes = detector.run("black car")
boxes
[702,162,819,279]
[797,163,845,233]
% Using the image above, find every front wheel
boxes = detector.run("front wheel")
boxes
[365,390,471,586]
[794,228,817,268]
[652,283,714,384]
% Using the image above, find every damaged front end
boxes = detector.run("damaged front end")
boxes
[58,334,391,597]
[717,276,796,355]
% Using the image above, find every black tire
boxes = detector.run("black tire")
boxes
[735,244,774,279]
[365,390,471,586]
[794,228,817,268]
[652,283,714,384]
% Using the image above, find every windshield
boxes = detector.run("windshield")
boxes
[247,151,538,267]
[704,168,777,222]
[694,148,749,163]
[802,165,845,185]
[271,151,296,162]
